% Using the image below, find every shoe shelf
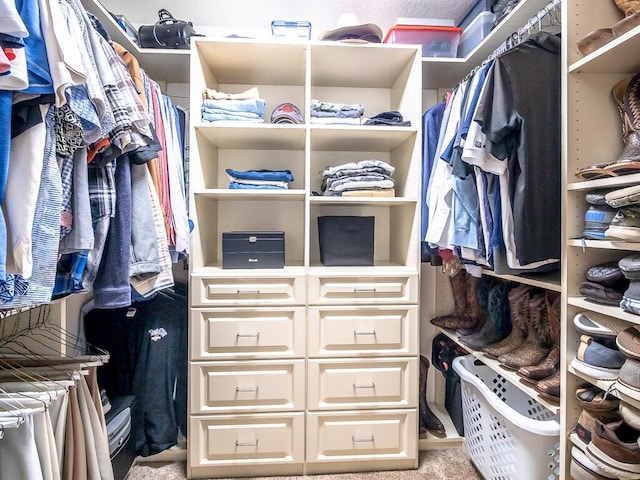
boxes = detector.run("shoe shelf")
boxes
[436,327,561,415]
[567,239,640,252]
[569,23,640,75]
[417,402,464,451]
[567,296,640,327]
[481,269,562,293]
[567,172,640,192]
[568,365,640,412]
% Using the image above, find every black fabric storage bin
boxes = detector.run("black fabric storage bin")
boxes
[318,215,374,266]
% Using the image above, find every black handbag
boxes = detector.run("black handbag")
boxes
[137,9,203,50]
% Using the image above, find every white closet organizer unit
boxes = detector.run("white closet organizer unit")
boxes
[564,1,640,479]
[188,38,422,478]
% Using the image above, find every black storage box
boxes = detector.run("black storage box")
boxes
[222,231,285,269]
[318,216,374,266]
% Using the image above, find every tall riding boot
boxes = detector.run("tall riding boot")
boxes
[430,270,471,329]
[498,292,552,371]
[516,292,562,385]
[419,355,446,438]
[482,284,532,358]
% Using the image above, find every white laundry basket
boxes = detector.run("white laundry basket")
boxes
[452,355,561,480]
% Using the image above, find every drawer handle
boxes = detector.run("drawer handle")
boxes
[353,288,376,293]
[236,332,260,339]
[353,330,376,336]
[352,435,374,443]
[235,439,259,447]
[236,289,260,294]
[236,386,259,393]
[353,383,375,389]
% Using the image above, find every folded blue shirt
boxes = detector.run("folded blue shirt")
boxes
[226,168,294,182]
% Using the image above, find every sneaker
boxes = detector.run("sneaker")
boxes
[617,357,640,400]
[586,419,640,479]
[620,402,640,431]
[584,205,617,239]
[574,312,629,341]
[617,326,640,360]
[605,184,640,208]
[571,446,618,479]
[605,206,640,242]
[571,335,626,380]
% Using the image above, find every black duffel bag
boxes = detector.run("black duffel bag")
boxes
[137,9,203,50]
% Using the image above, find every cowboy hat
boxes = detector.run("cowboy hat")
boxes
[318,13,383,43]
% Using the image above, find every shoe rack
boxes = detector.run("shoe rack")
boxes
[564,1,640,479]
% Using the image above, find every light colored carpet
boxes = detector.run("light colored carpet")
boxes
[126,448,483,480]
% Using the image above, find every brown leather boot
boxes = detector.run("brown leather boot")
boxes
[498,292,553,371]
[516,293,561,384]
[535,370,561,403]
[608,73,640,171]
[419,355,446,439]
[614,0,640,17]
[482,284,532,358]
[430,270,473,329]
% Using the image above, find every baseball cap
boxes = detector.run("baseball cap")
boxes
[271,102,303,124]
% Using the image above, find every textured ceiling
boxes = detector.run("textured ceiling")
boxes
[100,0,478,39]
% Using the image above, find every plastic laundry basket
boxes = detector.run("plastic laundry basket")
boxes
[452,355,561,480]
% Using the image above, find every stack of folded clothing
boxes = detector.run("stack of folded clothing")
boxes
[310,99,364,125]
[225,168,294,190]
[578,261,629,306]
[202,86,266,123]
[320,159,395,196]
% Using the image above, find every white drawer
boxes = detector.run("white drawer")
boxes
[189,412,304,477]
[308,358,417,410]
[307,273,418,305]
[307,305,418,357]
[190,360,305,413]
[306,409,417,471]
[190,307,306,360]
[191,273,306,306]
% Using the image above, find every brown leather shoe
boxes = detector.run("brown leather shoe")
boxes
[586,419,640,478]
[517,344,560,385]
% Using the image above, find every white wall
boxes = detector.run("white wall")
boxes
[101,0,477,41]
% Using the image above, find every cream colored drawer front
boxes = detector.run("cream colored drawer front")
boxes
[308,358,417,410]
[307,305,418,357]
[190,307,306,360]
[308,273,418,305]
[191,274,305,306]
[191,360,305,413]
[189,412,304,474]
[306,410,417,463]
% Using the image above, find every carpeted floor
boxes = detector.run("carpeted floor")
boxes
[126,448,483,480]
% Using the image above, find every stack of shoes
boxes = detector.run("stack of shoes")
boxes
[619,254,640,315]
[517,292,561,387]
[579,261,629,307]
[570,384,621,453]
[583,188,619,239]
[482,283,533,359]
[458,280,511,350]
[498,291,559,372]
[614,325,640,401]
[571,334,627,381]
[585,418,640,479]
[605,185,640,242]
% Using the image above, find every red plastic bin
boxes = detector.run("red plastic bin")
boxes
[383,25,462,58]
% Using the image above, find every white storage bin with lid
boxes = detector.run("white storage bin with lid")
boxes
[452,355,561,480]
[458,11,496,57]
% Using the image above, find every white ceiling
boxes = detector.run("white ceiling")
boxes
[100,0,478,40]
